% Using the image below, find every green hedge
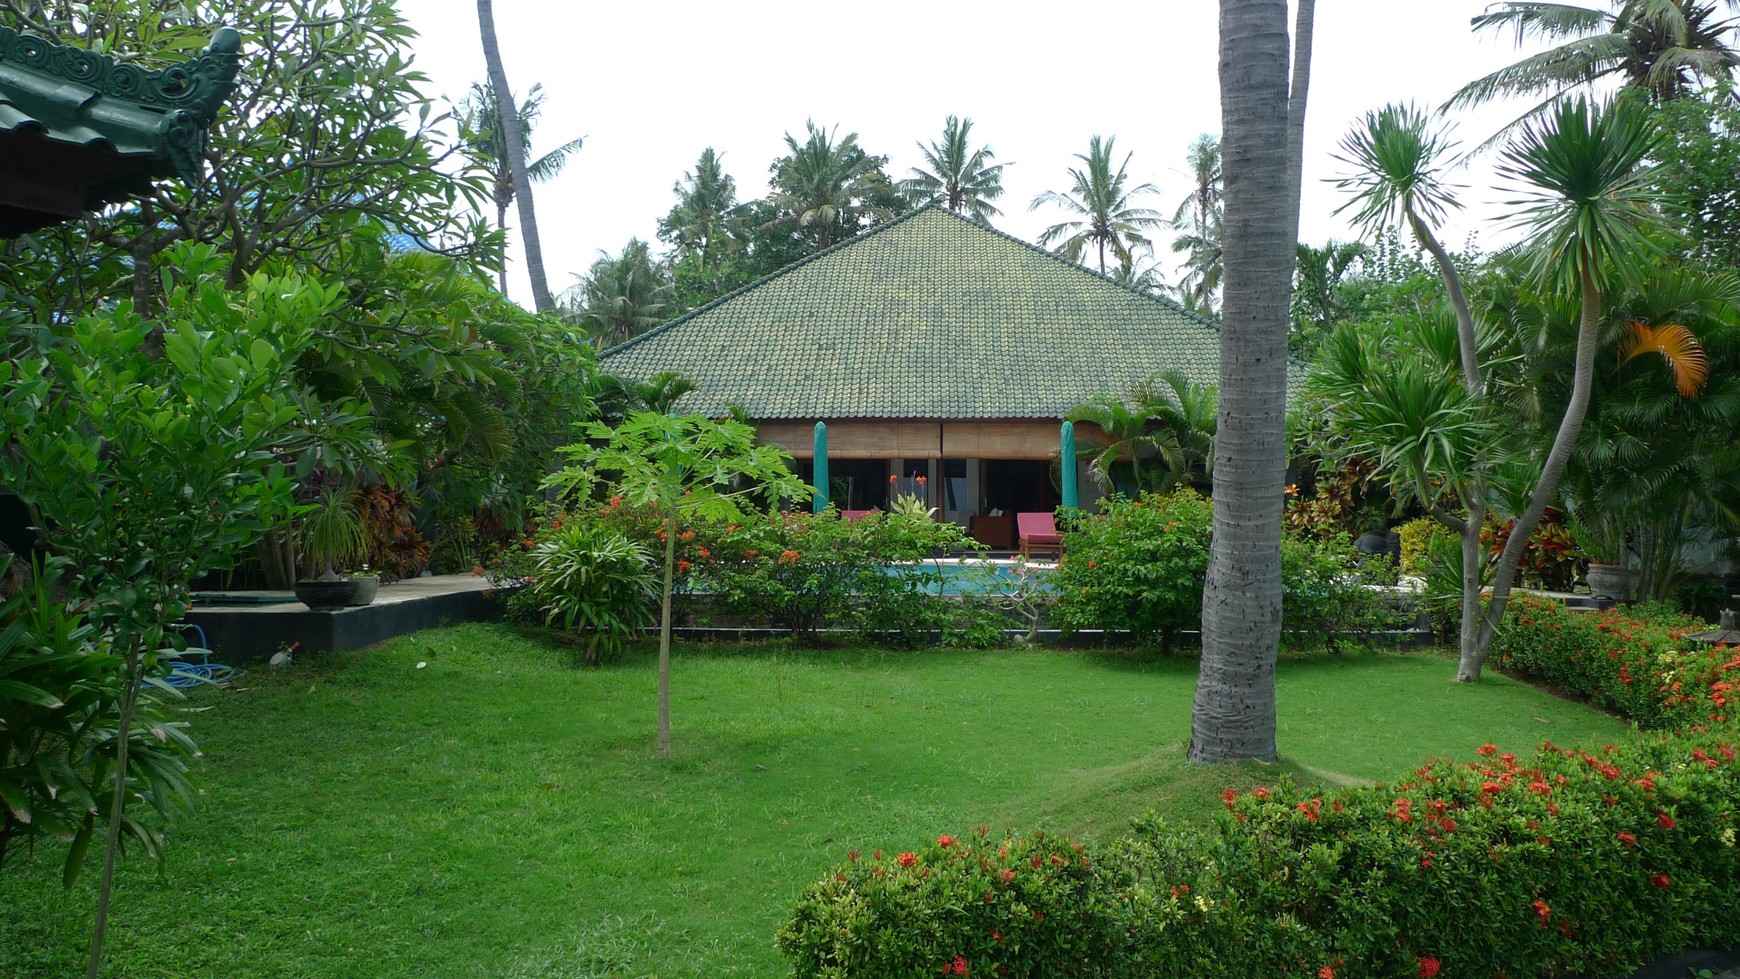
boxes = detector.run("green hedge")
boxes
[780,731,1740,979]
[1049,490,1404,651]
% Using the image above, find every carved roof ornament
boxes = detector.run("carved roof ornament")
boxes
[0,25,242,236]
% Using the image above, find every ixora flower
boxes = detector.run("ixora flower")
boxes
[946,954,969,976]
[1418,956,1441,978]
[936,834,957,848]
[1653,873,1672,890]
[898,852,917,868]
[1657,812,1678,830]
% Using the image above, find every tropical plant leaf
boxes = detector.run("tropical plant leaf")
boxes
[1619,320,1709,396]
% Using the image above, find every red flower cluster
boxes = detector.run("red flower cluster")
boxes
[1418,956,1441,978]
[944,953,968,975]
[1657,812,1677,830]
[1653,873,1672,890]
[898,852,917,868]
[936,834,957,848]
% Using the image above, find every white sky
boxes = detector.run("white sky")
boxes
[399,0,1555,308]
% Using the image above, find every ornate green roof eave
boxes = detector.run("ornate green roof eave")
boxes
[0,25,241,235]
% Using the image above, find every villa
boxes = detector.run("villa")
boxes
[601,205,1284,542]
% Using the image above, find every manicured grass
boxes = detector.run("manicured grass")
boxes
[0,626,1630,978]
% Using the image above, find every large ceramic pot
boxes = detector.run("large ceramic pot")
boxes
[294,578,358,610]
[1585,563,1635,602]
[345,575,380,606]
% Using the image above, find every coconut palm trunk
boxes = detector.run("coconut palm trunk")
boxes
[476,0,555,312]
[1190,0,1310,764]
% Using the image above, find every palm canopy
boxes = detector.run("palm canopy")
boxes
[1029,135,1167,275]
[1496,95,1668,296]
[658,147,743,266]
[1170,134,1224,315]
[766,119,894,251]
[1447,1,1740,145]
[563,238,674,349]
[1065,371,1217,495]
[457,80,585,221]
[898,115,1008,226]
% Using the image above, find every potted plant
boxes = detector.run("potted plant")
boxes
[293,487,369,609]
[1567,508,1633,602]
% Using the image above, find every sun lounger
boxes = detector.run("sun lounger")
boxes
[1017,511,1063,560]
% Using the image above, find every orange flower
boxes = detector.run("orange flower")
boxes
[1285,484,1300,496]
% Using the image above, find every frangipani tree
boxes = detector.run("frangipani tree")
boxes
[546,413,808,757]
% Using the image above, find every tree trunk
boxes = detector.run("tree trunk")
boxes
[1191,0,1302,764]
[476,0,555,313]
[1282,0,1315,247]
[1463,262,1604,679]
[657,511,676,758]
[85,639,145,979]
[495,199,510,296]
[1457,498,1484,666]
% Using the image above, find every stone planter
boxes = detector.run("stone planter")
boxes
[1585,562,1635,602]
[294,578,359,610]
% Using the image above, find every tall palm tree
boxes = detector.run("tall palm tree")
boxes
[765,120,892,252]
[1029,135,1167,275]
[458,80,586,296]
[1447,0,1740,145]
[476,0,555,312]
[898,115,1008,226]
[1171,134,1225,314]
[659,148,742,270]
[1190,0,1313,765]
[565,239,674,348]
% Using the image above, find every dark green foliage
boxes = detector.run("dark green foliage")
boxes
[0,249,338,891]
[1049,491,1214,651]
[1050,491,1404,650]
[491,513,659,665]
[0,560,196,878]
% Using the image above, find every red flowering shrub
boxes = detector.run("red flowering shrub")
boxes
[779,829,1164,978]
[783,730,1740,978]
[1491,596,1736,729]
[697,508,980,642]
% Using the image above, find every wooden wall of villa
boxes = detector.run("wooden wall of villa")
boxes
[757,418,1079,461]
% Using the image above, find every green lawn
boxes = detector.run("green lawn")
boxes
[0,626,1631,978]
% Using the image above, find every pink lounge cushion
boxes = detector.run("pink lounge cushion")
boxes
[1016,511,1061,544]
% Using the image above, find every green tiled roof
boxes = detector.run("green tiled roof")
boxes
[602,206,1294,419]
